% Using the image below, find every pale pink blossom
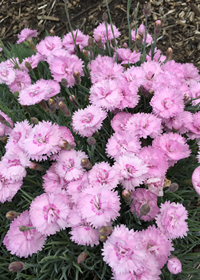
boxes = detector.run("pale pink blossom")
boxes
[36,36,62,57]
[131,24,153,44]
[111,112,132,132]
[93,22,120,44]
[0,110,13,137]
[67,173,89,203]
[167,256,182,274]
[144,176,165,197]
[0,173,23,203]
[114,48,140,65]
[19,53,45,71]
[191,165,200,195]
[62,30,89,54]
[0,65,15,85]
[17,28,37,44]
[70,223,99,247]
[8,69,31,93]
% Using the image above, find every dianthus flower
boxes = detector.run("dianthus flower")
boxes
[71,105,107,137]
[0,65,15,85]
[67,173,89,204]
[70,223,99,247]
[185,111,200,139]
[121,65,146,88]
[130,188,159,221]
[114,48,140,65]
[58,126,76,149]
[141,225,174,269]
[3,210,46,258]
[156,201,189,239]
[17,28,38,44]
[19,53,45,72]
[0,110,13,137]
[144,176,165,197]
[189,82,200,106]
[114,154,149,191]
[131,24,153,44]
[89,55,123,84]
[47,49,84,86]
[192,165,200,195]
[125,113,162,139]
[106,132,141,159]
[111,112,132,132]
[36,36,62,58]
[141,60,162,91]
[30,193,70,236]
[0,173,23,203]
[23,121,61,161]
[77,186,120,228]
[55,149,87,182]
[8,69,31,93]
[146,47,166,63]
[162,111,192,134]
[167,256,182,274]
[102,224,146,275]
[88,162,119,189]
[93,22,120,44]
[62,30,89,53]
[152,133,191,165]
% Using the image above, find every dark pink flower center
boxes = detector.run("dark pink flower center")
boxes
[81,113,94,124]
[43,203,60,223]
[29,86,42,97]
[13,131,22,144]
[0,69,8,77]
[8,159,21,167]
[115,242,133,260]
[96,169,109,183]
[90,193,104,215]
[126,164,137,176]
[162,98,174,109]
[23,223,36,241]
[33,133,49,146]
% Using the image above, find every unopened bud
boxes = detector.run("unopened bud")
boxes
[77,251,88,264]
[166,47,173,61]
[30,117,38,125]
[169,183,179,192]
[39,100,49,113]
[87,136,96,145]
[0,114,7,124]
[99,226,113,237]
[25,61,32,71]
[102,12,108,22]
[73,71,81,84]
[29,162,44,171]
[0,135,7,143]
[58,101,71,117]
[19,226,36,232]
[88,37,94,49]
[135,34,143,47]
[143,3,151,17]
[48,98,56,112]
[99,235,107,242]
[59,140,72,150]
[123,42,128,48]
[6,211,20,221]
[140,203,150,216]
[154,20,162,36]
[85,94,90,102]
[97,38,104,50]
[50,29,55,36]
[81,158,92,169]
[61,78,68,87]
[69,95,79,108]
[8,261,24,272]
[122,189,132,203]
[83,49,89,60]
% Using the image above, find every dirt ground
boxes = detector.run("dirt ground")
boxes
[0,0,200,68]
[1,0,200,270]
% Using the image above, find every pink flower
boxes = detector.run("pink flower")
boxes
[0,65,15,85]
[150,87,184,119]
[156,201,189,239]
[77,186,120,228]
[62,30,89,53]
[19,53,45,71]
[114,48,140,65]
[36,36,62,57]
[30,193,70,236]
[141,225,174,269]
[0,174,23,203]
[93,22,120,44]
[102,224,146,275]
[0,110,13,137]
[111,112,132,132]
[185,111,200,139]
[125,113,162,139]
[147,47,166,63]
[17,28,37,44]
[131,24,153,44]
[58,126,76,149]
[8,69,31,93]
[43,80,61,100]
[3,210,46,258]
[88,162,119,189]
[145,176,165,197]
[163,111,192,134]
[67,173,89,203]
[167,256,182,274]
[114,154,149,191]
[141,60,162,91]
[130,188,159,221]
[71,105,107,137]
[106,132,141,159]
[55,150,87,182]
[70,223,99,247]
[192,166,200,195]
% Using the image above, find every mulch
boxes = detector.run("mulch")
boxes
[1,0,200,69]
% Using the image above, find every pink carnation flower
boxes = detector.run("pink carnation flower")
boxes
[114,154,149,191]
[106,131,141,159]
[185,111,200,139]
[130,188,159,221]
[0,65,15,85]
[58,126,76,149]
[156,201,189,239]
[0,173,23,203]
[30,193,70,236]
[111,112,132,132]
[144,176,165,197]
[43,80,61,100]
[36,36,62,58]
[17,28,37,44]
[62,30,89,54]
[77,186,120,228]
[0,110,13,137]
[147,47,166,63]
[72,105,107,137]
[163,111,192,134]
[131,24,153,44]
[93,22,120,44]
[70,223,99,247]
[125,113,162,139]
[88,162,119,189]
[167,256,182,274]
[102,224,146,275]
[192,166,200,195]
[141,60,162,91]
[114,48,140,65]
[8,69,31,93]
[3,210,46,258]
[67,172,89,204]
[19,53,45,71]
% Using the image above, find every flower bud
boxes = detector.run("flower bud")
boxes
[58,140,72,150]
[169,183,179,192]
[88,37,94,49]
[69,95,79,108]
[122,189,132,203]
[39,100,49,113]
[48,98,56,113]
[87,136,96,146]
[154,20,162,36]
[6,211,20,221]
[140,203,150,216]
[8,261,24,272]
[25,61,32,71]
[97,38,104,50]
[102,12,108,22]
[29,162,44,171]
[0,135,7,143]
[99,226,113,237]
[123,42,128,48]
[82,49,89,60]
[73,71,81,84]
[167,256,182,274]
[143,3,151,17]
[50,29,55,36]
[61,78,68,87]
[58,101,71,117]
[0,114,7,124]
[135,34,143,47]
[166,47,173,61]
[81,158,92,169]
[30,117,38,125]
[77,251,88,264]
[99,235,107,242]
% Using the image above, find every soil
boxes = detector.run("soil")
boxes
[1,0,200,69]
